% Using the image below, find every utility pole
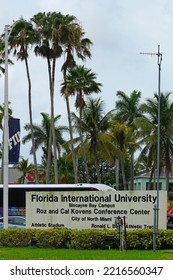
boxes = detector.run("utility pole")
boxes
[140,45,162,251]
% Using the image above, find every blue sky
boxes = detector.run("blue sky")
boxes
[0,0,173,162]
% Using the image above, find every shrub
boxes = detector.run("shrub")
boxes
[0,228,173,249]
[71,229,119,249]
[158,229,173,249]
[0,229,34,247]
[34,228,71,248]
[126,229,154,250]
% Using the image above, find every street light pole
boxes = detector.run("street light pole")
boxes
[3,25,10,229]
[140,45,162,250]
[156,45,162,234]
[3,20,29,228]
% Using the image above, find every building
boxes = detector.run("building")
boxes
[0,167,22,184]
[131,170,173,192]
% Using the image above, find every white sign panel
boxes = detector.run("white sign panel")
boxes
[26,191,167,229]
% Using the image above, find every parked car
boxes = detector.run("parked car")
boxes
[0,216,26,228]
[167,214,173,229]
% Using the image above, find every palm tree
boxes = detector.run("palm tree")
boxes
[16,158,34,184]
[58,153,74,183]
[31,12,65,183]
[0,37,13,76]
[32,12,85,183]
[23,112,68,175]
[61,18,92,74]
[0,102,13,130]
[8,18,39,183]
[135,116,157,189]
[115,90,142,189]
[135,92,173,191]
[115,90,142,124]
[61,65,102,182]
[0,38,6,77]
[60,18,92,183]
[72,97,112,183]
[0,40,5,76]
[108,121,134,190]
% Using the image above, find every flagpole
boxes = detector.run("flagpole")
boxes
[3,25,10,228]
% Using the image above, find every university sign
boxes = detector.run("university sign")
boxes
[26,191,167,230]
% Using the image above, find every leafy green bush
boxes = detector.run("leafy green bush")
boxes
[34,228,71,248]
[71,229,119,249]
[0,228,173,249]
[157,229,173,249]
[126,229,154,250]
[0,229,34,247]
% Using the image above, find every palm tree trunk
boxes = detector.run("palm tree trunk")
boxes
[24,57,39,183]
[45,129,52,183]
[46,58,53,183]
[148,164,155,190]
[65,96,78,183]
[93,147,101,183]
[51,58,58,183]
[115,157,119,190]
[120,160,127,190]
[130,152,134,190]
[46,57,59,183]
[79,108,90,183]
[62,67,78,183]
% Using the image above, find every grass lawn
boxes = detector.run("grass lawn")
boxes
[0,247,173,260]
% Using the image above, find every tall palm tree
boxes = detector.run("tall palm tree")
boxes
[135,92,173,191]
[72,97,111,183]
[31,12,65,183]
[61,65,102,182]
[115,90,142,189]
[8,18,39,183]
[23,112,68,170]
[60,18,92,183]
[32,12,84,183]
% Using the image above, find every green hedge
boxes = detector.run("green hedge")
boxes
[126,229,154,249]
[71,229,119,249]
[0,229,35,247]
[0,228,173,249]
[34,228,71,248]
